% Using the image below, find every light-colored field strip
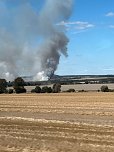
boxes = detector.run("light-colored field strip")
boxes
[23,83,114,92]
[0,93,114,152]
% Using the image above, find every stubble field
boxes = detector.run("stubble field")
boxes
[0,93,114,152]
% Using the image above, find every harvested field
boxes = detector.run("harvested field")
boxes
[0,93,114,151]
[23,83,114,92]
[8,83,114,93]
[61,83,114,91]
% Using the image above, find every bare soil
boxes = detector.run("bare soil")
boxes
[0,93,114,152]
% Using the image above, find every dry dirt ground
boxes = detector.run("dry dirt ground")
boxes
[0,93,114,152]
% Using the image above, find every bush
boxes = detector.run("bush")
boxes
[14,87,26,94]
[8,89,14,94]
[101,85,109,92]
[31,89,36,93]
[41,86,49,93]
[66,89,75,92]
[108,89,114,92]
[31,86,52,93]
[46,87,53,93]
[34,86,41,93]
[31,86,42,93]
[0,89,4,94]
[78,90,87,92]
[4,89,8,94]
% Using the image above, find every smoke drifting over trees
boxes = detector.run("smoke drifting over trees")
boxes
[0,0,73,81]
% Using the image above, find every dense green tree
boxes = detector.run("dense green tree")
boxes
[101,85,109,92]
[53,83,61,93]
[13,77,25,87]
[13,77,26,93]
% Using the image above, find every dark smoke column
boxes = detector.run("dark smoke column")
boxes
[34,0,73,80]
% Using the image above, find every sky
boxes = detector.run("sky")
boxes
[56,0,114,75]
[1,0,114,78]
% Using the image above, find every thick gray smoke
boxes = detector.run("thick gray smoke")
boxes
[0,0,73,81]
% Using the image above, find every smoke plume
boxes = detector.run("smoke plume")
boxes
[0,0,73,81]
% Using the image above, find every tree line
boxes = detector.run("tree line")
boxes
[0,77,61,94]
[0,77,113,94]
